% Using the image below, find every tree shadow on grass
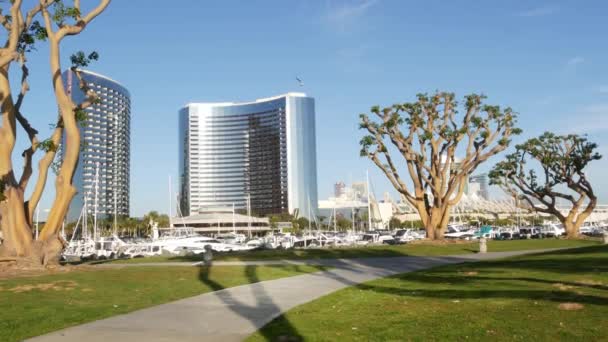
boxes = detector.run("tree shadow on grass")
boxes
[428,245,608,278]
[353,245,608,307]
[523,244,607,257]
[384,271,608,292]
[355,283,608,306]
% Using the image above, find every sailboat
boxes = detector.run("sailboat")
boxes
[62,163,128,260]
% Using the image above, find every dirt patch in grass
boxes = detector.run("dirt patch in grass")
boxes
[6,280,78,293]
[558,302,584,311]
[456,268,478,276]
[576,279,603,286]
[0,264,90,280]
[552,283,575,291]
[408,239,472,246]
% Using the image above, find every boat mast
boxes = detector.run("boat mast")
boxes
[70,205,85,242]
[83,192,88,240]
[247,193,252,238]
[333,205,337,233]
[351,206,355,232]
[113,186,118,235]
[516,195,520,229]
[93,162,99,241]
[168,175,173,228]
[308,194,312,232]
[367,170,372,231]
[232,203,236,233]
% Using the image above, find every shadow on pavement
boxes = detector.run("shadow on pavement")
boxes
[199,264,304,341]
[195,255,476,341]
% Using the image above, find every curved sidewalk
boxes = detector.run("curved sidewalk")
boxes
[29,249,551,342]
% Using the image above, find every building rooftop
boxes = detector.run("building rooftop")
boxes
[183,92,308,109]
[77,69,127,89]
[171,212,269,225]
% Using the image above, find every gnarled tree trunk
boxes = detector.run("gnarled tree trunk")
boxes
[0,187,67,266]
[0,0,111,268]
[563,222,578,239]
[420,206,450,241]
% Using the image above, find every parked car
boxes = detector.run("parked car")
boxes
[518,227,542,239]
[496,230,520,240]
[541,223,565,238]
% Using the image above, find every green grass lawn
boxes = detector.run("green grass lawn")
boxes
[106,238,599,264]
[248,244,608,341]
[0,264,326,342]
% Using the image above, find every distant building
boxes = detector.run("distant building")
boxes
[469,174,489,200]
[334,181,346,197]
[351,182,368,201]
[171,205,271,235]
[439,155,469,196]
[319,180,370,210]
[378,202,394,228]
[64,70,131,222]
[468,182,481,198]
[382,192,393,204]
[179,93,318,219]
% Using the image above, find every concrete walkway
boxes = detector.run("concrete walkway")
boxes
[29,249,551,342]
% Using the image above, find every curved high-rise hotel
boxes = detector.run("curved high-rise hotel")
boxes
[179,93,318,219]
[65,70,131,222]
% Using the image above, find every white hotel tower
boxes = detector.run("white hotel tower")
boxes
[64,70,131,222]
[178,93,318,219]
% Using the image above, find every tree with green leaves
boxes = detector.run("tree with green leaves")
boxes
[317,215,327,229]
[388,217,401,229]
[360,92,520,240]
[398,219,424,229]
[143,211,170,228]
[296,217,310,231]
[336,216,351,231]
[489,132,600,238]
[0,0,111,267]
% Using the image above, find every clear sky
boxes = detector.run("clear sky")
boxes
[14,0,608,218]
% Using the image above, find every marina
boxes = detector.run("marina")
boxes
[60,219,608,261]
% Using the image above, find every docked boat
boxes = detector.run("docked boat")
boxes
[444,224,476,239]
[152,236,255,254]
[393,229,425,243]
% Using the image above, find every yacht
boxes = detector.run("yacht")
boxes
[444,224,475,239]
[154,236,254,254]
[63,238,96,261]
[216,233,247,244]
[393,229,425,243]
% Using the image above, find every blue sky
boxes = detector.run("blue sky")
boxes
[14,0,608,218]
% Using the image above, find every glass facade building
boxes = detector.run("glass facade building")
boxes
[179,93,318,219]
[65,70,131,222]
